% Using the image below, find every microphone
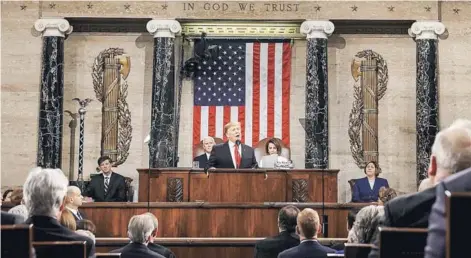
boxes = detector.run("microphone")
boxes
[235,139,241,146]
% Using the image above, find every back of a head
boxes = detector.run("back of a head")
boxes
[378,187,397,204]
[9,188,23,206]
[432,119,471,174]
[348,205,384,244]
[23,167,68,218]
[76,219,96,234]
[143,212,159,237]
[297,208,320,239]
[127,214,155,244]
[278,205,300,232]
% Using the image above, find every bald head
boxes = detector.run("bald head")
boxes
[65,186,83,209]
[429,119,471,184]
[296,208,320,239]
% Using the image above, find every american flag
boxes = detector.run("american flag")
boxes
[193,39,292,153]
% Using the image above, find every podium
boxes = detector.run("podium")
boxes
[137,168,339,203]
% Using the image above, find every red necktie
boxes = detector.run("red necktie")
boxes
[234,144,241,168]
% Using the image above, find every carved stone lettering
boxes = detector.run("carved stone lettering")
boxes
[203,2,229,11]
[238,3,255,11]
[264,3,299,12]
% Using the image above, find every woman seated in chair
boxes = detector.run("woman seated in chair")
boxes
[352,161,389,203]
[259,138,290,168]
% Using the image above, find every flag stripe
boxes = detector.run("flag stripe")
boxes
[259,43,268,142]
[245,43,253,147]
[215,106,224,139]
[208,106,216,138]
[282,42,291,147]
[193,40,291,153]
[274,43,283,139]
[252,42,261,147]
[267,43,276,138]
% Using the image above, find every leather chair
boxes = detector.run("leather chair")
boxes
[253,138,291,163]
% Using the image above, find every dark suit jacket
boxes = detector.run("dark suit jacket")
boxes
[207,142,258,169]
[278,240,335,258]
[85,172,126,202]
[425,168,471,258]
[25,215,95,258]
[254,231,300,258]
[67,208,86,222]
[1,211,25,225]
[193,153,210,168]
[352,177,389,203]
[111,242,165,258]
[148,242,176,258]
[368,186,437,258]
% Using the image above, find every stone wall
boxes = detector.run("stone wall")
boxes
[2,1,471,202]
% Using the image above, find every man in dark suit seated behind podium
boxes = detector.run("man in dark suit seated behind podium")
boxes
[254,205,301,258]
[85,156,126,202]
[207,122,258,169]
[278,208,335,258]
[193,136,215,168]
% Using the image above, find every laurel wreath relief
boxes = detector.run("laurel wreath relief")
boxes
[92,48,132,166]
[348,50,388,168]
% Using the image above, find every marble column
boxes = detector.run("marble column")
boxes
[301,21,335,169]
[34,18,72,168]
[146,20,182,168]
[409,21,446,183]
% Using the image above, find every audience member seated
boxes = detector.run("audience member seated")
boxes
[7,188,28,220]
[144,212,176,258]
[377,187,397,206]
[1,211,25,224]
[193,136,215,168]
[418,177,433,192]
[348,205,384,244]
[110,213,165,258]
[60,209,77,231]
[85,156,126,202]
[66,186,86,221]
[254,205,300,258]
[278,208,335,258]
[259,138,290,168]
[76,219,97,244]
[2,189,13,202]
[369,119,471,258]
[352,161,389,203]
[23,167,95,257]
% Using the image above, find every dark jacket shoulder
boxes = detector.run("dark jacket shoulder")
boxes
[442,167,471,192]
[111,243,165,258]
[148,243,176,258]
[255,231,299,258]
[1,211,25,225]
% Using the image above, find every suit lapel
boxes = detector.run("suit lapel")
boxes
[224,142,235,168]
[98,175,105,200]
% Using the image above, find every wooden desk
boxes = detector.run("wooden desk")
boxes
[79,202,367,238]
[137,168,339,202]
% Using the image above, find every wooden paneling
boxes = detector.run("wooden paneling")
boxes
[79,202,368,238]
[137,168,339,203]
[95,237,347,258]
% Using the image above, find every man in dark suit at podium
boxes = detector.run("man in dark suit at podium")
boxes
[207,122,258,169]
[85,156,126,202]
[193,136,215,168]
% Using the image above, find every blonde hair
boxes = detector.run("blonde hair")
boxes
[297,208,320,239]
[224,122,241,135]
[60,209,77,231]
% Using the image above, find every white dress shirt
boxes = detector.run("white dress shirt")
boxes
[228,141,242,168]
[368,178,375,190]
[206,152,210,160]
[66,206,82,220]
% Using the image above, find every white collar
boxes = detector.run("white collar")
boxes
[301,239,318,243]
[66,206,78,215]
[228,141,236,148]
[103,172,113,178]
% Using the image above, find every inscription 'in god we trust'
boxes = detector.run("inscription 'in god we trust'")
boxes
[183,2,300,12]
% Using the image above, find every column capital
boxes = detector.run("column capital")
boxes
[147,19,182,38]
[409,21,446,40]
[300,20,335,39]
[34,18,72,37]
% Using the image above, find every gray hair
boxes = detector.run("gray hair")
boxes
[347,205,384,244]
[67,186,81,196]
[23,167,68,218]
[202,136,215,143]
[144,212,159,232]
[8,204,28,220]
[127,214,155,244]
[431,119,471,173]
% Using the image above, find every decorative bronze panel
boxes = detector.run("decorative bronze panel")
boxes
[349,50,388,169]
[92,48,132,166]
[292,179,309,202]
[167,178,184,202]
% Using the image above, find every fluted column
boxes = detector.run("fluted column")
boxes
[301,21,335,169]
[34,18,72,168]
[146,19,182,168]
[409,21,446,183]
